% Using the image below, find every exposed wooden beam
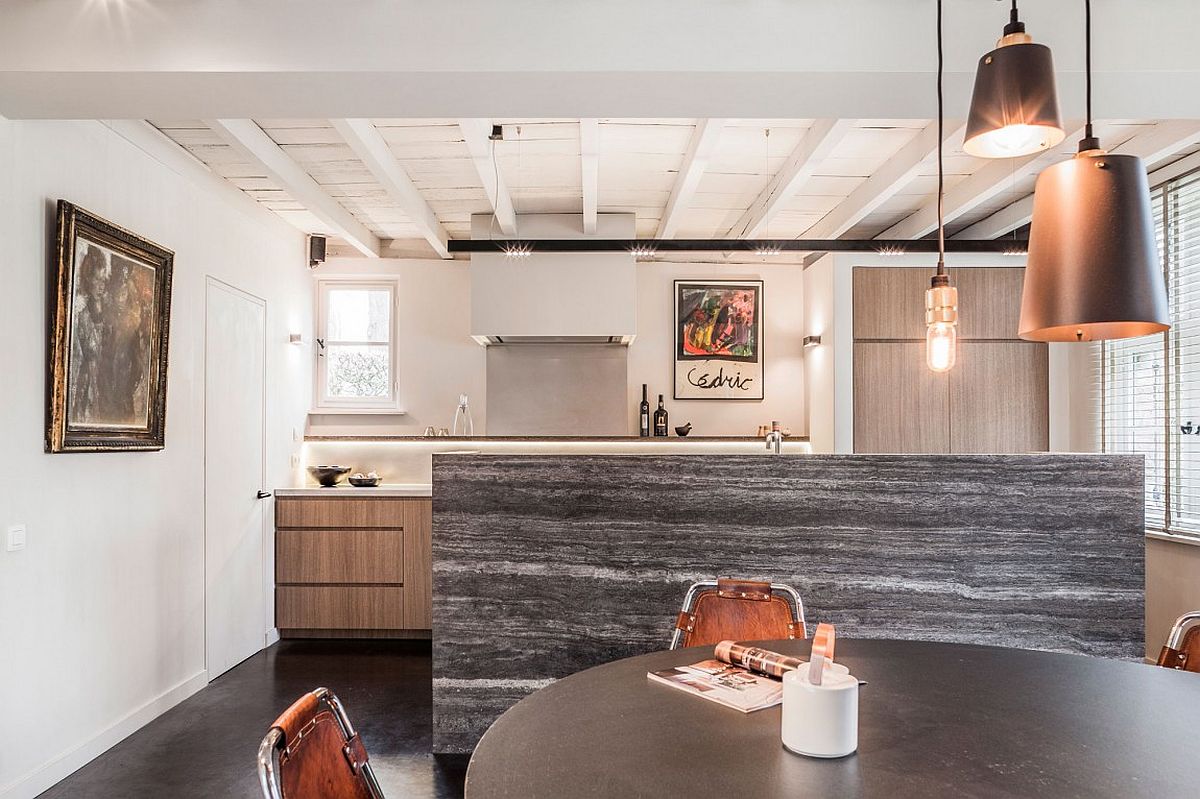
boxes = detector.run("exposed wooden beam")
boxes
[802,121,965,240]
[955,120,1200,240]
[656,118,725,239]
[205,118,380,257]
[953,194,1034,240]
[880,122,1088,241]
[105,120,289,228]
[332,118,450,259]
[1113,119,1200,172]
[580,118,599,234]
[727,118,854,239]
[458,118,518,236]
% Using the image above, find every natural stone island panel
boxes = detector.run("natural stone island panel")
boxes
[432,454,1144,753]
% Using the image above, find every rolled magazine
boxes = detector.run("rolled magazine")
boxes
[714,640,805,678]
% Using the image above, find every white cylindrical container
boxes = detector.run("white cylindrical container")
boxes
[781,663,859,758]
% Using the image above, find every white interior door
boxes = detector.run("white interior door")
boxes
[204,278,268,680]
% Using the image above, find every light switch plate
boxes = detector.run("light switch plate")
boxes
[7,524,26,552]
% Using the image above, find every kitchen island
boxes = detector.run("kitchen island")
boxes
[431,453,1145,753]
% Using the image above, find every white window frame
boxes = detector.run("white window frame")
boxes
[312,278,403,413]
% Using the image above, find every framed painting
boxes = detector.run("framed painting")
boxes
[673,279,764,401]
[46,201,174,452]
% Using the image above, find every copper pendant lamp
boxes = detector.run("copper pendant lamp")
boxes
[964,1,1065,159]
[1019,0,1169,342]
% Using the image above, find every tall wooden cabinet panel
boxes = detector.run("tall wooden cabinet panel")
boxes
[853,268,928,339]
[950,342,1049,453]
[952,267,1026,340]
[275,496,432,637]
[853,342,951,453]
[851,267,1048,455]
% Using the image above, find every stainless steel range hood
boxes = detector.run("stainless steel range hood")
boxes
[469,213,638,347]
[472,334,636,346]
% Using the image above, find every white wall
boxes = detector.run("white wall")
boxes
[307,258,486,437]
[0,120,310,799]
[311,257,805,439]
[627,261,806,438]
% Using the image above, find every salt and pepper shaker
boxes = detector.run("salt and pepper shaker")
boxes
[781,623,859,758]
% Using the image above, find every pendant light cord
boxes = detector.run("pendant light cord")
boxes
[936,0,945,275]
[1084,0,1093,141]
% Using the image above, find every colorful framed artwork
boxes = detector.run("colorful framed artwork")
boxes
[46,200,174,452]
[673,279,764,401]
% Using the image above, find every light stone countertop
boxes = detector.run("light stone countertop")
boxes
[274,484,432,498]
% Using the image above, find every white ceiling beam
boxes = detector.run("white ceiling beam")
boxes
[955,120,1200,240]
[104,120,291,228]
[727,118,854,239]
[1112,119,1200,171]
[580,118,599,235]
[880,122,1088,240]
[205,118,380,257]
[332,118,450,259]
[458,118,518,236]
[656,118,725,239]
[802,121,965,240]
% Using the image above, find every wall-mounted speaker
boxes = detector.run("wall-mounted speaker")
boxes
[308,235,327,269]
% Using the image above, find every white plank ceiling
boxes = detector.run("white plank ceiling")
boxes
[150,117,1200,261]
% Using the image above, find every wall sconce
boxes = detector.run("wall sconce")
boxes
[803,335,822,349]
[289,333,304,345]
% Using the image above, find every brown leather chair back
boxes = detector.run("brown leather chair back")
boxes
[257,688,384,799]
[1157,611,1200,673]
[673,578,806,649]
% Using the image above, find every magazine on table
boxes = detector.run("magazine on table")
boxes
[647,658,784,713]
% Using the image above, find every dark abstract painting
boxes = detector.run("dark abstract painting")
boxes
[47,201,174,452]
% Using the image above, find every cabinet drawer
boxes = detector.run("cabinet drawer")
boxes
[277,529,403,584]
[276,497,410,528]
[276,586,404,630]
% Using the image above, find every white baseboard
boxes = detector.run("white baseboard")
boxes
[266,627,281,647]
[0,670,209,799]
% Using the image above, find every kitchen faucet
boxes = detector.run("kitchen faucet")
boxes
[765,421,783,455]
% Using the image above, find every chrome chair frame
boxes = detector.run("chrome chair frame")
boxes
[669,580,807,650]
[1166,610,1200,652]
[256,687,385,799]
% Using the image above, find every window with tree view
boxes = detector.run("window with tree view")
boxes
[316,281,398,409]
[1101,168,1200,538]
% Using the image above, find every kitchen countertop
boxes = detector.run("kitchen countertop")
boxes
[303,435,808,442]
[275,484,433,497]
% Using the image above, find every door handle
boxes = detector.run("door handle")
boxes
[256,490,272,500]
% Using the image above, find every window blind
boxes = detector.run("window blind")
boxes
[1101,171,1200,537]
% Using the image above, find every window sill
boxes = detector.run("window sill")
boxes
[308,408,407,416]
[1145,530,1200,548]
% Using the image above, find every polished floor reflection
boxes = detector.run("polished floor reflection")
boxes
[38,640,467,799]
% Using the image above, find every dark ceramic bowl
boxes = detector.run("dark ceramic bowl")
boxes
[675,425,692,437]
[348,475,382,487]
[308,465,352,487]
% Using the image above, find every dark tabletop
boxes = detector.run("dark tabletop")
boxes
[464,639,1200,798]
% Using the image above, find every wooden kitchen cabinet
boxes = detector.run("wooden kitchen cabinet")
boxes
[274,496,431,637]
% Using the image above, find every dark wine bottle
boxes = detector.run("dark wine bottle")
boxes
[639,384,651,437]
[653,394,669,437]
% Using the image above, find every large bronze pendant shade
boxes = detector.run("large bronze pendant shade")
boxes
[1018,150,1169,341]
[963,19,1065,158]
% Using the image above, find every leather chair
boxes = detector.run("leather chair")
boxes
[257,687,385,799]
[1157,611,1200,673]
[670,578,807,649]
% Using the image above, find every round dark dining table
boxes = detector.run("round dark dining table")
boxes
[464,638,1200,798]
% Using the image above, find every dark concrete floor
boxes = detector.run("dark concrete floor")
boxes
[38,640,468,798]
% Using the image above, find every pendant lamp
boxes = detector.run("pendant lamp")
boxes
[964,1,1065,158]
[926,0,958,373]
[1019,0,1169,342]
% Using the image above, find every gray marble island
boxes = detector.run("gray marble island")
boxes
[431,453,1145,753]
